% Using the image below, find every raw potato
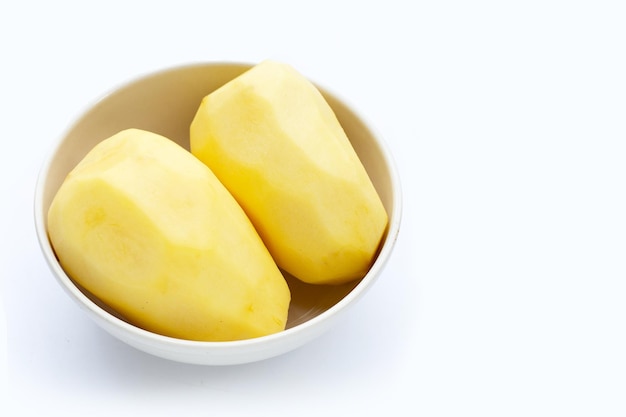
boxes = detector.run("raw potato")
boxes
[47,129,290,341]
[190,60,388,285]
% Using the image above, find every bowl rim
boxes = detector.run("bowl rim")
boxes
[33,61,403,360]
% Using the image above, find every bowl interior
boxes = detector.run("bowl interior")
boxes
[38,62,396,334]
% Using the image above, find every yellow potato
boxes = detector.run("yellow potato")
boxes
[190,60,388,285]
[47,129,290,341]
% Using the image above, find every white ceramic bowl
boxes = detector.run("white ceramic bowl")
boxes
[34,62,402,365]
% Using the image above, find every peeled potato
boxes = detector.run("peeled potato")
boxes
[47,128,290,341]
[190,60,388,285]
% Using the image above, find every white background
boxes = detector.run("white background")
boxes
[1,1,625,415]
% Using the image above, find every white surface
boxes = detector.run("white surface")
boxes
[1,0,625,415]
